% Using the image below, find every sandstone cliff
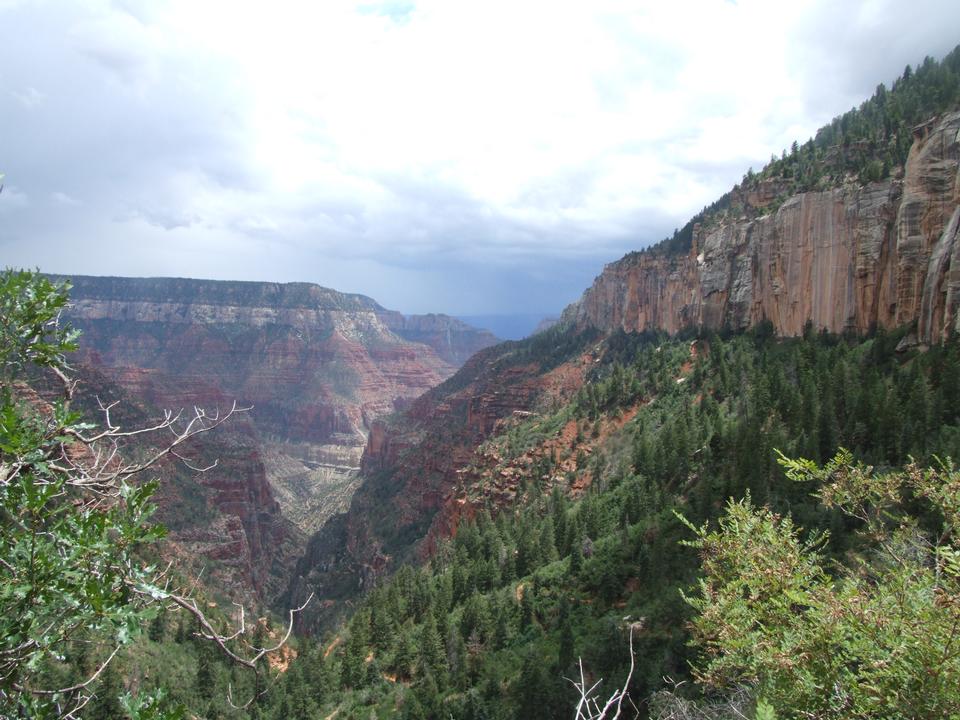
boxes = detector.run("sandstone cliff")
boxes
[566,111,960,343]
[59,276,497,599]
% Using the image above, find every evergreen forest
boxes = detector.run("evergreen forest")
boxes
[32,314,960,719]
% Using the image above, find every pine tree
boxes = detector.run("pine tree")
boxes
[392,624,417,679]
[513,650,560,720]
[341,627,368,688]
[569,526,584,576]
[194,641,218,698]
[557,597,575,672]
[520,588,535,631]
[370,602,394,653]
[86,664,125,720]
[420,613,448,686]
[148,610,166,643]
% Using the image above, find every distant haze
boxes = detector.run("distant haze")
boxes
[2,0,959,317]
[458,315,554,341]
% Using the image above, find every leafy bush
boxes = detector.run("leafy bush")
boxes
[680,450,960,718]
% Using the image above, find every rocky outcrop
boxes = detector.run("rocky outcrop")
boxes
[567,112,960,343]
[531,316,561,335]
[59,276,497,599]
[161,429,300,600]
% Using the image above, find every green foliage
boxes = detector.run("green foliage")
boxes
[681,451,960,718]
[754,699,778,720]
[0,270,180,717]
[25,278,935,718]
[0,269,80,377]
[0,269,285,719]
[291,327,960,718]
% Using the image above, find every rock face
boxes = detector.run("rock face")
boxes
[59,276,497,599]
[567,112,960,343]
[55,361,300,602]
[379,312,497,366]
[287,330,596,630]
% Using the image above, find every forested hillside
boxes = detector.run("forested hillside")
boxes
[239,326,960,719]
[256,45,960,719]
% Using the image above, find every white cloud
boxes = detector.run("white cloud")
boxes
[11,86,45,108]
[51,191,81,206]
[1,0,958,314]
[0,186,29,212]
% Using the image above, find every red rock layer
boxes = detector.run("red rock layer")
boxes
[287,343,592,631]
[60,278,497,601]
[567,112,960,344]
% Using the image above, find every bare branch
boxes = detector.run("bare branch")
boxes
[129,582,313,676]
[17,644,121,696]
[169,450,219,473]
[568,623,640,720]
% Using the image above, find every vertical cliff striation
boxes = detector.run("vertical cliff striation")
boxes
[567,112,960,343]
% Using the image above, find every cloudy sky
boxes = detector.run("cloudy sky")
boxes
[1,1,958,319]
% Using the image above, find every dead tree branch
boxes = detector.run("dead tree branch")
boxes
[569,622,640,720]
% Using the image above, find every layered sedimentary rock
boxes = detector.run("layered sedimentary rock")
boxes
[567,112,960,343]
[379,312,498,366]
[156,420,299,600]
[287,333,596,630]
[55,361,300,602]
[60,276,496,598]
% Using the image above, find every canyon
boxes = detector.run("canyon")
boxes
[50,109,960,621]
[60,276,497,599]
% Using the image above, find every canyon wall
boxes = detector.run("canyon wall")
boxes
[287,330,597,630]
[60,276,496,599]
[567,112,960,343]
